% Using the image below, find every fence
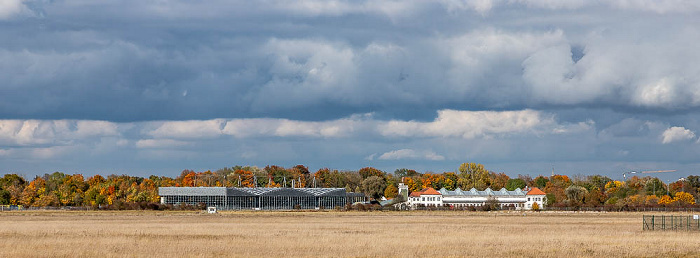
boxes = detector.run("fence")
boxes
[643,215,700,231]
[0,205,92,211]
[548,206,700,212]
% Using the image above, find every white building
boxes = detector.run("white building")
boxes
[523,187,546,210]
[405,186,546,210]
[408,187,443,206]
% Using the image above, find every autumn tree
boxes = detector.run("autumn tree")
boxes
[1,174,26,205]
[587,175,612,191]
[233,170,255,188]
[489,172,510,190]
[458,163,490,190]
[323,170,347,188]
[314,168,330,187]
[384,184,398,199]
[565,185,588,205]
[404,177,422,192]
[359,167,385,179]
[658,195,673,206]
[518,174,534,187]
[668,181,684,195]
[291,165,311,187]
[673,192,696,205]
[442,172,458,191]
[420,173,444,189]
[544,175,571,206]
[265,165,292,187]
[584,187,605,207]
[645,195,659,206]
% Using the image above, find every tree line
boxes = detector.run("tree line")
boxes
[0,163,697,209]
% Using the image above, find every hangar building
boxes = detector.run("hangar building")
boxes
[158,187,366,210]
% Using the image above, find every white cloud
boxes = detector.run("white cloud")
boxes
[222,117,362,138]
[0,120,120,146]
[552,120,595,134]
[144,109,586,140]
[0,0,25,19]
[365,153,377,161]
[31,146,74,159]
[135,139,191,149]
[379,109,554,139]
[251,38,359,110]
[378,149,445,161]
[609,0,700,14]
[146,120,224,139]
[269,0,421,19]
[661,126,696,144]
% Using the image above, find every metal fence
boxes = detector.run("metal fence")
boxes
[643,215,700,231]
[0,205,92,211]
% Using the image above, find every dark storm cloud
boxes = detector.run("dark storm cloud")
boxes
[2,0,700,178]
[1,0,700,121]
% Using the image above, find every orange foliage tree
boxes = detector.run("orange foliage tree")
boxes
[673,192,696,205]
[658,195,673,205]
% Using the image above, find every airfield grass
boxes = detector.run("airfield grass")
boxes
[0,210,698,257]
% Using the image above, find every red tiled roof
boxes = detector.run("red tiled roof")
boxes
[409,187,442,197]
[527,187,546,195]
[421,187,441,195]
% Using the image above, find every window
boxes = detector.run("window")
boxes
[527,197,530,201]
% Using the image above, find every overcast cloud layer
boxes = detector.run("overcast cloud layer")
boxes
[2,0,700,179]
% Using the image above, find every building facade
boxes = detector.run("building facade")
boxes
[159,187,366,210]
[405,187,546,210]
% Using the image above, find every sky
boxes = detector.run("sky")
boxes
[2,0,700,181]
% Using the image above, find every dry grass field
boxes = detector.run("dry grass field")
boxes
[0,210,698,257]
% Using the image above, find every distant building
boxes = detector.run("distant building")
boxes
[398,183,409,201]
[159,187,366,210]
[523,187,546,210]
[405,187,546,210]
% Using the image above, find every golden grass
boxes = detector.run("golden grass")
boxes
[0,210,699,257]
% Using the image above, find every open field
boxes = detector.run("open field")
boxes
[0,210,699,257]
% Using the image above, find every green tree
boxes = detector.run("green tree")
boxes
[505,179,526,190]
[394,168,420,178]
[361,176,387,200]
[0,189,10,205]
[645,177,666,196]
[586,175,612,190]
[545,193,556,206]
[534,176,549,188]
